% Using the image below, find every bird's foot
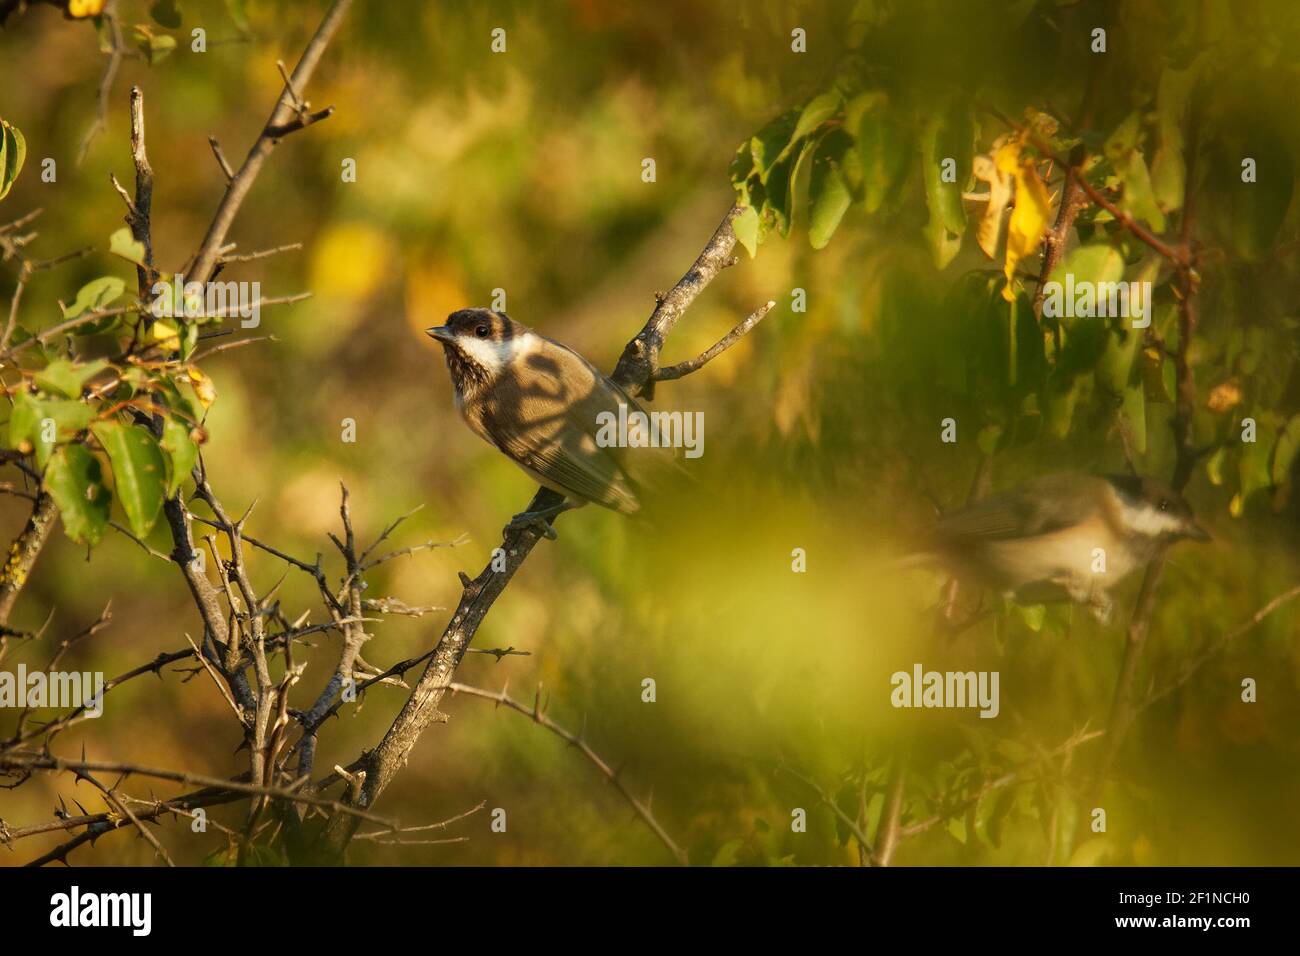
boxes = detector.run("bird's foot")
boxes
[507,510,559,540]
[507,500,578,541]
[1087,593,1114,625]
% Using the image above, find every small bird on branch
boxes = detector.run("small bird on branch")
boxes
[427,308,674,539]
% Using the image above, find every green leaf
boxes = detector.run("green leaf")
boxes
[1103,112,1141,164]
[1067,838,1112,867]
[1238,418,1276,505]
[61,277,125,321]
[45,444,111,546]
[1047,242,1125,290]
[1046,376,1085,438]
[808,133,852,249]
[92,420,166,538]
[750,109,799,178]
[1206,445,1227,486]
[109,227,148,267]
[5,393,96,469]
[729,140,755,203]
[855,102,907,214]
[153,375,202,425]
[133,25,177,65]
[1119,153,1166,232]
[1150,64,1194,214]
[787,132,820,230]
[1122,384,1147,454]
[160,416,197,496]
[732,205,760,258]
[149,34,178,62]
[921,107,974,269]
[763,142,803,238]
[791,90,843,142]
[982,785,1018,848]
[1150,142,1185,213]
[1102,112,1166,231]
[0,118,27,201]
[711,839,744,867]
[1272,414,1300,488]
[34,358,109,399]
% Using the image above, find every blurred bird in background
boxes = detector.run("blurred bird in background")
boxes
[898,472,1211,622]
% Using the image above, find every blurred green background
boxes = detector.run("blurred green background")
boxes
[1,0,1298,866]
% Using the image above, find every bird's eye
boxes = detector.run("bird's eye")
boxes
[1158,498,1170,511]
[475,325,490,338]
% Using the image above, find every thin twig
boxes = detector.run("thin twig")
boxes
[447,683,688,865]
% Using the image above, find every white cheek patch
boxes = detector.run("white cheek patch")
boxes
[455,331,537,375]
[1119,501,1185,537]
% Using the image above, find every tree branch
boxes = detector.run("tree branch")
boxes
[187,0,353,286]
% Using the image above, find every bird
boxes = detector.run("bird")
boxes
[425,308,649,538]
[898,472,1210,622]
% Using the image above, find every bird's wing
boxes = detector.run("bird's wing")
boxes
[932,474,1103,543]
[473,346,641,513]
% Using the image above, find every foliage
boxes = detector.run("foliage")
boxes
[0,0,1297,868]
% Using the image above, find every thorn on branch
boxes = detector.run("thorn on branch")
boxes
[208,137,235,183]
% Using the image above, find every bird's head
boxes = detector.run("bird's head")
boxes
[1105,474,1210,543]
[426,308,525,395]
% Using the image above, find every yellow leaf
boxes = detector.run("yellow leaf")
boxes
[68,0,107,17]
[187,367,217,409]
[148,319,180,344]
[996,140,1052,302]
[971,152,1013,260]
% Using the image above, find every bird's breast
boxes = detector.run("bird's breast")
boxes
[978,514,1135,589]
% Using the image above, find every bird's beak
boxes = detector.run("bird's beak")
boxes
[1186,521,1212,541]
[425,325,454,342]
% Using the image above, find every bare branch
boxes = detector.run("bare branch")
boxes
[77,0,126,164]
[654,299,777,382]
[446,683,688,865]
[0,752,397,829]
[1138,584,1300,714]
[187,0,354,286]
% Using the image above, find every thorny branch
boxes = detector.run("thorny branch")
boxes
[445,683,688,865]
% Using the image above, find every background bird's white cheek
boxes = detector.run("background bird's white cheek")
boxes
[1120,503,1184,538]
